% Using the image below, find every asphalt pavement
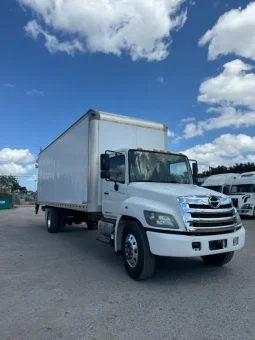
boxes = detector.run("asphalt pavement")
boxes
[0,206,254,340]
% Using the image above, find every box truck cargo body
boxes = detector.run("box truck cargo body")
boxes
[36,110,245,280]
[37,110,167,212]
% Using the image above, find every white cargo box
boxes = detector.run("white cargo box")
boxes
[37,110,168,212]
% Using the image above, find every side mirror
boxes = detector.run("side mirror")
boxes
[192,162,198,177]
[101,154,110,171]
[101,170,110,179]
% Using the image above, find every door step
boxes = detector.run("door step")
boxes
[96,234,111,244]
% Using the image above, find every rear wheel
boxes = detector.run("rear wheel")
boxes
[201,251,234,266]
[122,221,155,280]
[46,208,59,233]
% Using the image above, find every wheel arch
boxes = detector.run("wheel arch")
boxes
[115,215,143,252]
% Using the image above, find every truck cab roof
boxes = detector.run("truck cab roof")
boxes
[202,173,239,186]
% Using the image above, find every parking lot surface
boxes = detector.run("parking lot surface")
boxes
[0,206,254,340]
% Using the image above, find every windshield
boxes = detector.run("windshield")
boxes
[204,186,222,193]
[129,150,192,184]
[230,184,255,194]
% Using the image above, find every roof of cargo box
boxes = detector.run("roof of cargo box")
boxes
[40,109,168,154]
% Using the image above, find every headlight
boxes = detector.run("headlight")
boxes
[234,208,242,226]
[242,204,252,210]
[144,211,179,229]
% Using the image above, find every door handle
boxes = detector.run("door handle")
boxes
[104,192,109,195]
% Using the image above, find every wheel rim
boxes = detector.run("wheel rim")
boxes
[125,234,138,268]
[47,214,51,229]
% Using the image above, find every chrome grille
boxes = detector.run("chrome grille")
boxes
[189,203,232,210]
[190,210,234,219]
[178,196,240,233]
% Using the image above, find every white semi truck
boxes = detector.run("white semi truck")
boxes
[229,172,255,218]
[202,173,239,195]
[36,110,245,280]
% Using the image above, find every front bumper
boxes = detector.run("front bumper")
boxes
[146,226,245,257]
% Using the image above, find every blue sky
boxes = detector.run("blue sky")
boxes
[1,0,255,190]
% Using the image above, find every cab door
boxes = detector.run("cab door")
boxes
[102,153,127,219]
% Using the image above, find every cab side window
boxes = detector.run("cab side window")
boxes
[223,186,230,194]
[109,155,125,183]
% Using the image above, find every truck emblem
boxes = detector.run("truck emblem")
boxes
[208,196,221,209]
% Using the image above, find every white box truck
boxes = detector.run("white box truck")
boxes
[36,110,245,280]
[229,172,255,217]
[202,173,239,195]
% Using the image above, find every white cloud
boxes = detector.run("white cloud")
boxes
[0,163,35,175]
[247,154,255,162]
[0,148,35,163]
[157,76,165,84]
[184,107,255,138]
[181,117,195,123]
[26,88,44,96]
[183,133,255,168]
[26,164,36,171]
[19,0,188,61]
[183,60,255,138]
[199,2,255,61]
[184,122,203,138]
[172,136,183,144]
[26,174,38,182]
[4,84,15,88]
[198,59,255,110]
[167,129,175,137]
[25,20,84,56]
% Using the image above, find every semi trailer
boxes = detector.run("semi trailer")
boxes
[36,110,245,280]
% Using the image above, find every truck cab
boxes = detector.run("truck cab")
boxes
[229,172,255,217]
[99,148,245,279]
[202,173,239,195]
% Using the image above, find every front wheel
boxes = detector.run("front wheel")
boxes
[201,251,234,266]
[122,222,155,280]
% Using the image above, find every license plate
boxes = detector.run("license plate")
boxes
[209,239,227,251]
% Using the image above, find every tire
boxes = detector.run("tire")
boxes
[46,208,59,233]
[201,251,234,266]
[122,221,155,281]
[86,221,98,230]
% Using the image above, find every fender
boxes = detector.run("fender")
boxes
[114,196,181,251]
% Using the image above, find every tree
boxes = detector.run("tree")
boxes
[0,175,27,194]
[198,162,255,177]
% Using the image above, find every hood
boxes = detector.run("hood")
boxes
[128,182,227,201]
